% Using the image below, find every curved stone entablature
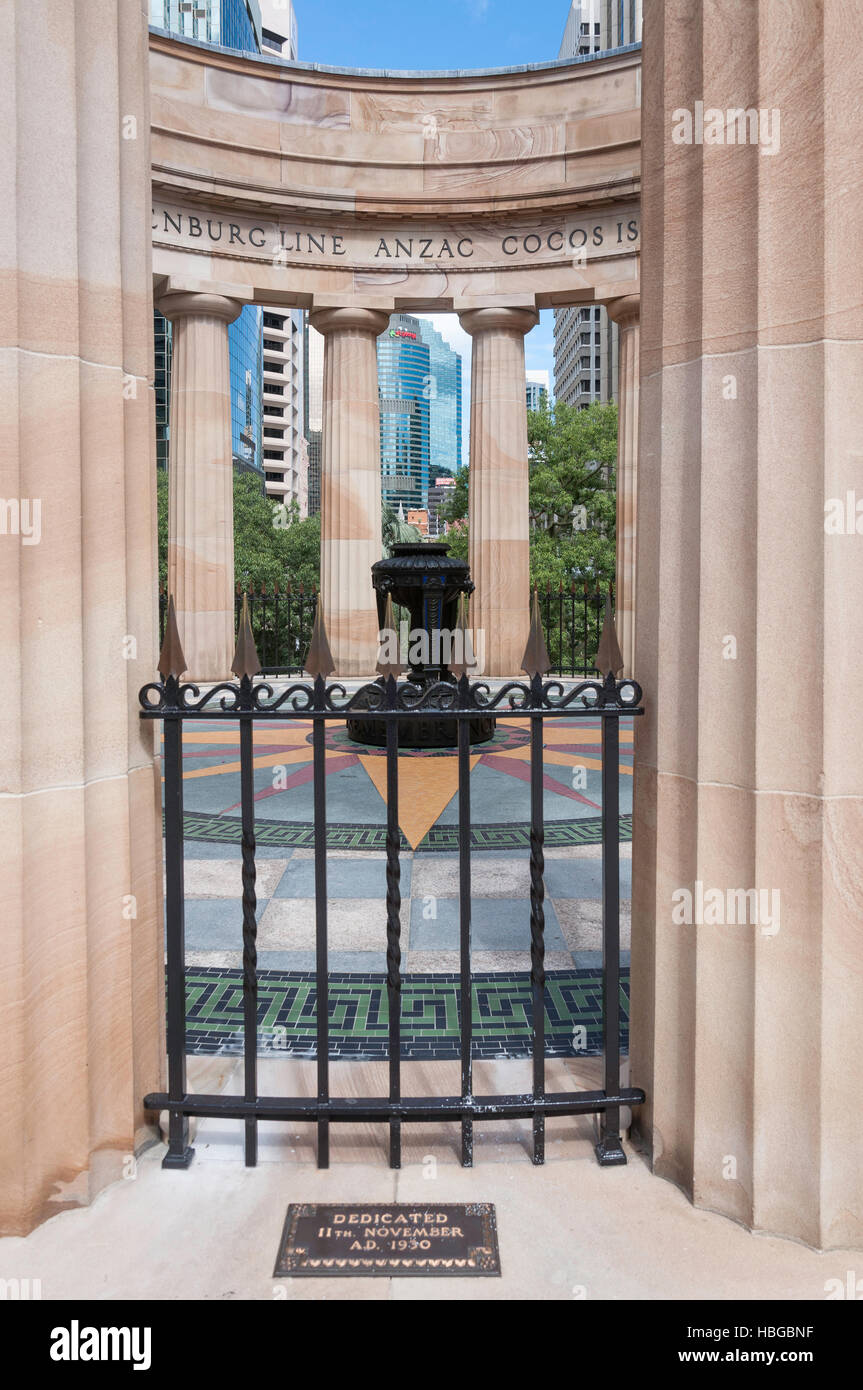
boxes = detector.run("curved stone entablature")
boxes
[149,30,641,311]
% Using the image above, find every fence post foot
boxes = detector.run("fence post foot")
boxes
[162,1146,195,1170]
[594,1135,626,1167]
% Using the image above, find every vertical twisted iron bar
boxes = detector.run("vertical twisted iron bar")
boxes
[583,589,589,674]
[313,678,329,1167]
[529,698,546,1164]
[163,713,193,1168]
[385,694,402,1168]
[240,707,258,1166]
[596,712,625,1164]
[458,694,473,1166]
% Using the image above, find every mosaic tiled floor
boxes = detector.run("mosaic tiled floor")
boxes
[177,809,633,852]
[183,967,631,1060]
[169,714,634,853]
[167,703,636,1062]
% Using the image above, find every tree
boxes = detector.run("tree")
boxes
[429,400,618,592]
[157,468,321,593]
[527,398,617,590]
[156,468,168,589]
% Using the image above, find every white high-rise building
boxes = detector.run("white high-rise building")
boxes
[553,2,642,409]
[261,310,307,514]
[256,4,308,514]
[526,369,550,412]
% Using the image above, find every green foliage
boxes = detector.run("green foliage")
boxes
[157,467,321,593]
[442,517,469,562]
[234,471,321,590]
[156,468,168,589]
[527,397,617,555]
[435,399,618,594]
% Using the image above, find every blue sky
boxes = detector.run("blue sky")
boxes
[286,0,568,72]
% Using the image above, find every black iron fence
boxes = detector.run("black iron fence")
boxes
[160,584,609,677]
[140,616,644,1172]
[539,580,613,677]
[159,586,318,675]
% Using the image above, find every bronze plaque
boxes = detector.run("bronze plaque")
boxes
[273,1202,500,1277]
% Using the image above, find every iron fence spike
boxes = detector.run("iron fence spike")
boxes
[304,596,335,678]
[521,587,552,678]
[231,592,262,679]
[375,593,403,680]
[157,594,188,680]
[593,593,624,677]
[449,591,472,678]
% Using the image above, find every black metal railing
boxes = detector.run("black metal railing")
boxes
[539,581,614,677]
[159,586,318,675]
[159,586,608,677]
[140,662,645,1172]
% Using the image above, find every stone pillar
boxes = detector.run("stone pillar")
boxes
[460,306,539,676]
[157,290,243,682]
[310,306,390,676]
[606,295,639,677]
[631,0,863,1249]
[0,0,163,1235]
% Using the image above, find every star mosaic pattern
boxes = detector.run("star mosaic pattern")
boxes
[167,715,634,853]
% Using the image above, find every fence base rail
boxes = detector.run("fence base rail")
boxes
[146,1087,645,1126]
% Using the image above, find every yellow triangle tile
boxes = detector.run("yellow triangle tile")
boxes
[358,754,479,849]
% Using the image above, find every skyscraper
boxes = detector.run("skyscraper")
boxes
[257,6,307,513]
[377,315,431,513]
[229,311,264,473]
[304,320,324,517]
[149,0,263,51]
[302,314,461,517]
[262,311,306,509]
[151,0,266,475]
[552,1,642,409]
[420,319,462,478]
[526,370,550,412]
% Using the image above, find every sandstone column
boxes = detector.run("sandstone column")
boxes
[631,0,863,1249]
[1,0,163,1235]
[157,290,243,682]
[606,295,639,677]
[460,306,539,676]
[310,306,390,676]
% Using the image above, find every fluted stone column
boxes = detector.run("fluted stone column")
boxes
[631,0,863,1249]
[606,296,639,677]
[310,306,390,675]
[460,306,539,676]
[1,0,163,1235]
[157,290,243,682]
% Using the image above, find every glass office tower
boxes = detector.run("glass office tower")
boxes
[229,310,264,472]
[421,319,462,478]
[377,316,431,513]
[149,0,262,52]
